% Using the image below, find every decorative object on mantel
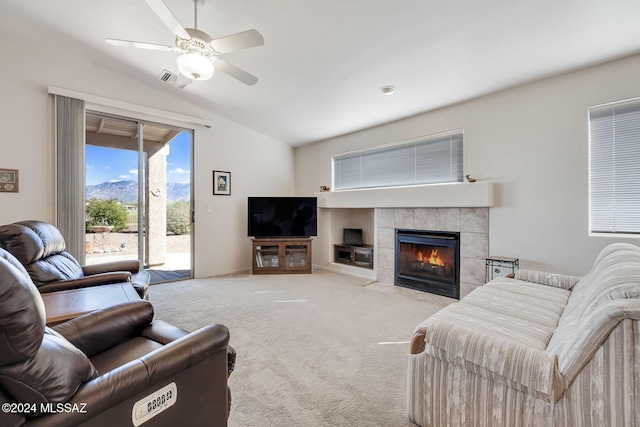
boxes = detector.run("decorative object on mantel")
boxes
[0,168,19,193]
[466,174,492,183]
[319,186,330,192]
[213,170,231,195]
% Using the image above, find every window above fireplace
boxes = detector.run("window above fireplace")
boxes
[332,130,463,191]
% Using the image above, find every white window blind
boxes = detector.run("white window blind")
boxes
[589,99,640,235]
[333,132,463,191]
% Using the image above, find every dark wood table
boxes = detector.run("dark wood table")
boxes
[42,282,140,325]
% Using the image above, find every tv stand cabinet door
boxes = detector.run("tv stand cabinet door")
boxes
[282,240,311,273]
[252,241,281,273]
[252,238,312,274]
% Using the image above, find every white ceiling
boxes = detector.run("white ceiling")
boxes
[3,0,640,147]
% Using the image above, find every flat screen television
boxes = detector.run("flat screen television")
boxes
[248,197,318,238]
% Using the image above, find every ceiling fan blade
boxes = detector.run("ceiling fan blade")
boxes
[106,38,178,52]
[214,59,259,86]
[210,29,264,54]
[144,0,191,40]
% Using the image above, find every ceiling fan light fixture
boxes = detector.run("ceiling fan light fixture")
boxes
[177,52,214,80]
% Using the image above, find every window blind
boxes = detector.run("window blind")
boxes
[589,100,640,234]
[333,132,463,191]
[55,95,87,262]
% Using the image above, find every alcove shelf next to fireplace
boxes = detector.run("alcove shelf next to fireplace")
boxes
[334,244,374,269]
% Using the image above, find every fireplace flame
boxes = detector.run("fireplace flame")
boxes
[416,249,445,266]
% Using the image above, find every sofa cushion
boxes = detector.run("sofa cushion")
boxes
[464,279,570,329]
[0,247,97,405]
[547,260,640,380]
[0,328,98,405]
[0,221,84,287]
[545,245,640,381]
[580,261,640,322]
[0,250,46,365]
[13,221,68,261]
[27,253,85,286]
[417,280,570,351]
[515,269,582,290]
[0,222,66,265]
[563,244,640,319]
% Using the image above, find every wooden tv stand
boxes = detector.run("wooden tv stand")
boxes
[252,238,312,274]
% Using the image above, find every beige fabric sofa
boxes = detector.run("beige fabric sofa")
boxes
[407,242,640,427]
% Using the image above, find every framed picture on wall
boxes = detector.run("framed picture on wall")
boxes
[0,168,19,193]
[213,170,231,195]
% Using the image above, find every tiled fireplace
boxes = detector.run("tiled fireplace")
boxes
[375,207,488,298]
[395,229,460,298]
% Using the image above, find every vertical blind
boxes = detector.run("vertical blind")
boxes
[589,99,640,234]
[333,132,463,191]
[55,95,87,261]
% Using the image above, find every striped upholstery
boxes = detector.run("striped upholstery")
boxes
[408,243,640,427]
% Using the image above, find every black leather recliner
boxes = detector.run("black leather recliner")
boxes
[0,220,150,299]
[0,248,232,427]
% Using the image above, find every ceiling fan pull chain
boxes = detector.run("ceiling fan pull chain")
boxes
[194,0,198,30]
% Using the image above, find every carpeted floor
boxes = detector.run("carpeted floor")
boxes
[149,268,454,427]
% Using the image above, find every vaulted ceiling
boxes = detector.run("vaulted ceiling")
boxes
[3,0,640,147]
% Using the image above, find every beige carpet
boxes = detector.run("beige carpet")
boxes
[149,268,454,427]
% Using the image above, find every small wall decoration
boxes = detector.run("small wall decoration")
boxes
[0,168,19,193]
[213,170,231,195]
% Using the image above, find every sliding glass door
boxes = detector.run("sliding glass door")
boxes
[84,112,193,283]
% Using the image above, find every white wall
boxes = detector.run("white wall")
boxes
[194,116,295,277]
[295,54,640,276]
[0,26,294,277]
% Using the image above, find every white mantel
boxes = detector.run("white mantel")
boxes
[315,182,494,209]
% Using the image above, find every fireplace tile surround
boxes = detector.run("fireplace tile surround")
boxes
[375,208,488,298]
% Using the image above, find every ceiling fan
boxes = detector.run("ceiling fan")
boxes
[106,0,263,85]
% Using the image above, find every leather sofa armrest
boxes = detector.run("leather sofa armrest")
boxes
[82,260,141,275]
[410,329,427,354]
[53,300,154,357]
[39,325,229,426]
[142,320,190,344]
[131,271,151,299]
[37,272,132,294]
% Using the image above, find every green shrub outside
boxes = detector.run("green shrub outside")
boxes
[85,198,128,232]
[85,198,191,235]
[166,201,191,235]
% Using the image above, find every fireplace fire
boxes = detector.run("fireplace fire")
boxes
[395,229,460,299]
